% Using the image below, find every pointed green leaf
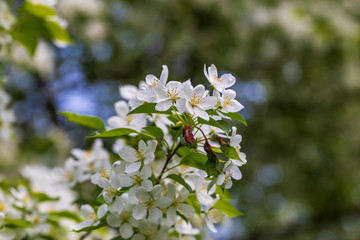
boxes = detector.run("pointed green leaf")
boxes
[212,200,243,218]
[143,126,164,139]
[220,145,242,161]
[166,174,192,193]
[128,103,172,115]
[44,20,73,43]
[88,128,137,139]
[4,218,34,228]
[32,192,60,202]
[50,211,81,222]
[215,185,232,201]
[198,117,230,135]
[180,151,207,171]
[60,112,105,130]
[220,111,247,126]
[186,194,201,216]
[22,2,56,17]
[88,128,155,139]
[11,31,38,56]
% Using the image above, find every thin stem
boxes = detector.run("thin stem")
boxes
[157,143,181,183]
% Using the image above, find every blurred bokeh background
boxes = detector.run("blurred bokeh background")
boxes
[1,0,360,239]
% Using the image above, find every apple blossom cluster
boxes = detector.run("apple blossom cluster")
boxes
[0,165,80,240]
[0,64,248,239]
[68,64,248,239]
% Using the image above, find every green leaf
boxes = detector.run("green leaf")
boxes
[212,200,243,218]
[186,194,201,216]
[44,20,73,43]
[32,192,60,202]
[198,118,230,135]
[166,174,192,193]
[73,221,106,232]
[59,112,105,130]
[180,151,207,171]
[215,185,232,201]
[143,126,164,139]
[220,111,247,126]
[88,128,155,139]
[220,145,241,161]
[11,31,38,56]
[128,103,172,115]
[23,2,56,18]
[4,218,34,228]
[50,211,81,222]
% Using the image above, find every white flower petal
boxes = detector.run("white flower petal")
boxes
[176,98,187,113]
[166,206,176,225]
[141,179,153,190]
[74,220,94,231]
[114,101,129,118]
[97,204,108,219]
[205,217,217,232]
[178,204,195,219]
[159,65,168,85]
[150,185,162,199]
[0,228,16,240]
[109,196,123,214]
[147,140,158,153]
[81,204,94,219]
[136,187,150,200]
[220,73,236,88]
[193,84,205,97]
[216,174,225,185]
[133,204,147,220]
[125,162,142,173]
[119,147,138,162]
[120,222,134,239]
[166,183,176,199]
[118,173,132,187]
[194,107,209,121]
[200,96,217,109]
[154,197,172,208]
[149,207,162,223]
[140,166,152,179]
[131,234,145,240]
[106,215,122,228]
[156,100,172,111]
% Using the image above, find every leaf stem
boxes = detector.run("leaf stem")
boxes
[157,143,181,183]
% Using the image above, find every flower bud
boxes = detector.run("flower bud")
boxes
[183,124,196,145]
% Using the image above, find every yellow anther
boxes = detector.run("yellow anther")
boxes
[190,94,202,106]
[100,168,110,179]
[149,78,160,88]
[167,87,180,99]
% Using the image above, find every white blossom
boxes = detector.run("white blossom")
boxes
[108,101,147,131]
[119,140,157,173]
[74,204,108,230]
[177,83,217,121]
[204,64,236,93]
[137,65,168,102]
[132,185,171,223]
[216,161,242,189]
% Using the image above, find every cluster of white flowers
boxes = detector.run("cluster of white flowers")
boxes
[0,64,248,239]
[69,64,248,239]
[0,165,81,240]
